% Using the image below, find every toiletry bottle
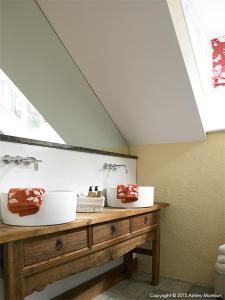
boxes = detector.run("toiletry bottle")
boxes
[88,186,93,196]
[95,186,102,197]
[94,186,98,197]
[88,186,96,197]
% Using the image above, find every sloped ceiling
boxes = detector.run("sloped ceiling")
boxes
[37,0,206,145]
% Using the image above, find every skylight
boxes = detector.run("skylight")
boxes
[180,0,225,132]
[0,69,65,143]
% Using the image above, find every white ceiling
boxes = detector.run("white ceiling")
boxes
[37,0,205,145]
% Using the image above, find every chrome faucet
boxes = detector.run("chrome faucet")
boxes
[1,155,42,171]
[21,157,42,171]
[103,163,128,173]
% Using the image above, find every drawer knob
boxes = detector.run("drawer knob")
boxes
[111,224,116,234]
[56,239,64,250]
[144,216,148,224]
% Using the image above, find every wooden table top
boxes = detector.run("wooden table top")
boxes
[0,202,169,244]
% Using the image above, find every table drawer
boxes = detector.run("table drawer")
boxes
[24,229,88,266]
[93,219,130,245]
[132,212,157,232]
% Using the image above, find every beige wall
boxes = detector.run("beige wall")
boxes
[131,133,225,286]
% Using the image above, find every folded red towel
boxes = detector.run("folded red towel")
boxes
[8,188,45,217]
[117,184,139,203]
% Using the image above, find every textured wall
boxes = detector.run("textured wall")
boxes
[131,132,225,286]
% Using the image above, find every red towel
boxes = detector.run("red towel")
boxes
[117,184,139,203]
[8,188,45,217]
[211,36,225,87]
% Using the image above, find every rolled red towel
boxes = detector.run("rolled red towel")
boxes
[8,188,45,217]
[117,184,139,203]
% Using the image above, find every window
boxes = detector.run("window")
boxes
[181,0,225,132]
[0,69,65,143]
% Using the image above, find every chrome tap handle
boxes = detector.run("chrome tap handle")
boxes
[1,155,13,164]
[103,163,113,170]
[103,163,108,170]
[13,156,23,165]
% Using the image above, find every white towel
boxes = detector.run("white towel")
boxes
[218,255,225,264]
[218,244,225,255]
[215,262,225,274]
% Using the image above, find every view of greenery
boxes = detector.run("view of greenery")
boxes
[0,69,65,143]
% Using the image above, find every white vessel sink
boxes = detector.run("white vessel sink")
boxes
[0,190,77,226]
[106,186,154,208]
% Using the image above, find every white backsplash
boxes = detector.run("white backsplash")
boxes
[0,140,136,299]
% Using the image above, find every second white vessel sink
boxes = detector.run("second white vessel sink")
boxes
[106,186,154,208]
[0,190,77,226]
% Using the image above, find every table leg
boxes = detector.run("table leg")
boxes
[3,241,24,300]
[151,228,160,286]
[124,251,133,278]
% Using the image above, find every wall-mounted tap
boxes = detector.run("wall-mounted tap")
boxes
[1,155,42,171]
[21,157,42,171]
[103,163,128,173]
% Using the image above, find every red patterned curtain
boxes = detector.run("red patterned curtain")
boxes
[211,36,225,88]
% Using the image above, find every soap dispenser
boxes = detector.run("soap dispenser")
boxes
[88,186,96,197]
[95,186,102,197]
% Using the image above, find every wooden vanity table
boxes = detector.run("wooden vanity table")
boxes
[0,202,169,300]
